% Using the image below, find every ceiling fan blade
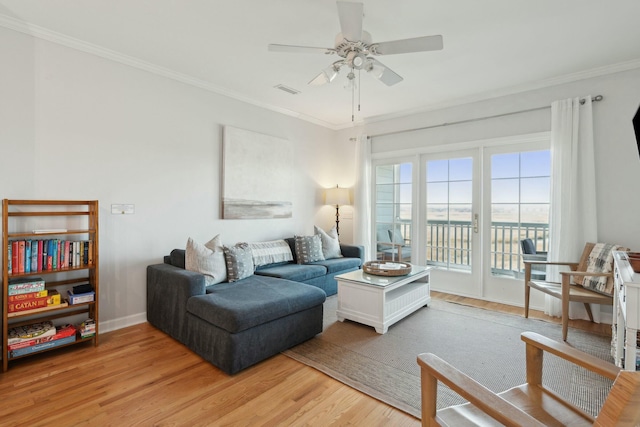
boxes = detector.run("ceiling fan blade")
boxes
[336,1,363,41]
[367,58,403,86]
[372,35,443,55]
[268,44,335,55]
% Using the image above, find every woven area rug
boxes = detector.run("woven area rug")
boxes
[283,296,614,419]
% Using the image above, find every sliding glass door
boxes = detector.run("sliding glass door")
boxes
[423,150,481,295]
[371,134,550,304]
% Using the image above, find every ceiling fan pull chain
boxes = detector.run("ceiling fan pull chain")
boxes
[351,78,355,122]
[358,69,361,112]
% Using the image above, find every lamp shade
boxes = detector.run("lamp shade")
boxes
[325,186,350,206]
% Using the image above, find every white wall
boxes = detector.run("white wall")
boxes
[0,27,352,331]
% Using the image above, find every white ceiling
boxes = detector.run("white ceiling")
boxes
[1,0,640,129]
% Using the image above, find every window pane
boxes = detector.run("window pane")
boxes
[521,177,550,203]
[450,181,472,204]
[427,182,448,204]
[521,151,551,177]
[427,160,448,182]
[492,179,519,203]
[521,204,550,224]
[449,158,472,181]
[492,153,519,179]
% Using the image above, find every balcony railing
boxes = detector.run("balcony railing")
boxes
[379,220,549,276]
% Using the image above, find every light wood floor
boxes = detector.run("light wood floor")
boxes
[0,293,611,426]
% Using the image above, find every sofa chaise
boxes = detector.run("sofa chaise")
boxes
[147,237,363,374]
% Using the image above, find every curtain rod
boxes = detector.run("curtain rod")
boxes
[368,95,603,139]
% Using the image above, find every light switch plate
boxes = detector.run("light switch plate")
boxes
[111,204,135,214]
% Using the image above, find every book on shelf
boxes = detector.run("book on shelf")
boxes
[8,321,56,345]
[6,239,93,274]
[24,240,31,273]
[32,228,68,234]
[9,334,76,358]
[8,324,77,351]
[8,277,46,295]
[8,289,48,302]
[7,301,69,318]
[79,318,96,338]
[18,240,25,273]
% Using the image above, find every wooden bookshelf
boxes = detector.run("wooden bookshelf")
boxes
[2,200,99,372]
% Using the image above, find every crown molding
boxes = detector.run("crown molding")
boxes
[0,13,338,130]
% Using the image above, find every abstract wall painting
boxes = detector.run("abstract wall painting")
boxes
[222,126,293,219]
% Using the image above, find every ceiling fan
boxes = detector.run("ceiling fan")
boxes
[268,1,443,89]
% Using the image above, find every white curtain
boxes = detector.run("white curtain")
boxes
[353,135,372,260]
[546,97,598,318]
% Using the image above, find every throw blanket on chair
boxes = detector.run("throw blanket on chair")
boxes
[582,243,624,296]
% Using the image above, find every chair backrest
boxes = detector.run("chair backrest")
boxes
[573,242,596,286]
[521,238,537,255]
[594,371,640,426]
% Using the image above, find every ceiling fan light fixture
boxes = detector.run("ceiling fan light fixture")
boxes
[352,52,367,69]
[309,64,340,86]
[367,61,385,79]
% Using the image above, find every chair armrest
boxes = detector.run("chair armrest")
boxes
[524,260,579,267]
[377,241,403,249]
[523,254,547,262]
[417,353,546,427]
[521,332,619,380]
[559,271,613,279]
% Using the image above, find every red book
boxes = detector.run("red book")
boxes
[8,296,48,313]
[17,241,25,273]
[8,290,48,303]
[37,240,44,272]
[64,241,70,268]
[12,241,19,274]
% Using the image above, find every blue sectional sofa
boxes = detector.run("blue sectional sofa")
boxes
[146,238,363,374]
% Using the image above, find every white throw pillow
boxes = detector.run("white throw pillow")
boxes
[315,225,343,260]
[248,239,293,268]
[185,235,227,286]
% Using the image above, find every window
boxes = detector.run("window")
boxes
[426,158,473,271]
[490,150,550,276]
[375,163,412,263]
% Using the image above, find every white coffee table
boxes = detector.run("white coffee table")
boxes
[335,265,431,334]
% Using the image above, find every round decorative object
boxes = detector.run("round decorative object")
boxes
[363,261,412,276]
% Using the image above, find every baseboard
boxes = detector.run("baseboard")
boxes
[100,312,147,334]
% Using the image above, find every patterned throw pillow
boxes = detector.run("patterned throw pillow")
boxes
[185,236,227,286]
[582,243,626,296]
[314,226,342,260]
[294,235,325,264]
[248,240,293,267]
[223,243,254,282]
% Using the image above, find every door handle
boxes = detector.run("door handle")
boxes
[473,214,479,233]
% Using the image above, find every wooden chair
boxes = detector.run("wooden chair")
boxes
[524,242,614,341]
[418,331,640,426]
[521,238,547,280]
